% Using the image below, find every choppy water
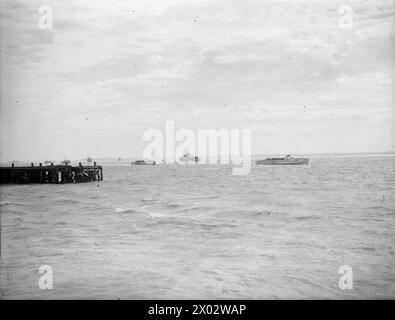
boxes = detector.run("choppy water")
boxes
[1,156,394,299]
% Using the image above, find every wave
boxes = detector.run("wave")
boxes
[60,199,80,204]
[252,210,273,216]
[140,199,157,205]
[184,205,214,212]
[215,208,276,220]
[0,201,15,206]
[144,215,239,231]
[165,203,181,209]
[0,200,29,207]
[115,207,137,214]
[292,215,320,221]
[149,212,165,218]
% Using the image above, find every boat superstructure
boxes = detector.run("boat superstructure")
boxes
[256,155,309,165]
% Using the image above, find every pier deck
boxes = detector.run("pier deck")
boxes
[0,163,103,184]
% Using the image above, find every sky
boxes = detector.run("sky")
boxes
[0,0,394,162]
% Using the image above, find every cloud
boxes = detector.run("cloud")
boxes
[0,0,394,161]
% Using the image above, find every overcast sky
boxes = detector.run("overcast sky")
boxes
[0,0,394,161]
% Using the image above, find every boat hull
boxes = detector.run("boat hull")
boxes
[256,158,309,165]
[131,160,156,165]
[179,156,200,163]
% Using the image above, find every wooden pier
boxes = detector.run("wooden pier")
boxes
[0,162,103,184]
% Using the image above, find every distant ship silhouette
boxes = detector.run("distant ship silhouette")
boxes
[256,155,309,165]
[179,152,199,163]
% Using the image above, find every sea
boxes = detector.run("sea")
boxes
[0,155,394,299]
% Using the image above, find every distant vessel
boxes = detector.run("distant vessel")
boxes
[256,155,309,165]
[131,159,156,165]
[179,152,199,163]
